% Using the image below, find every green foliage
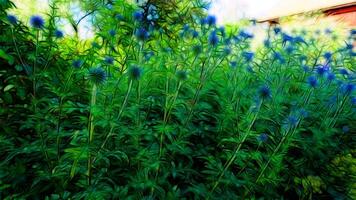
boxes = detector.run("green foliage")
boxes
[0,0,355,199]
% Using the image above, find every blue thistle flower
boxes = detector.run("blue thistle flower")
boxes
[147,4,159,21]
[229,61,237,68]
[208,31,219,46]
[176,70,188,81]
[7,14,18,25]
[351,97,356,105]
[287,115,298,127]
[294,36,306,44]
[192,30,199,38]
[239,30,254,39]
[273,52,285,63]
[104,56,114,64]
[247,66,254,73]
[302,65,310,72]
[323,52,332,61]
[30,15,45,29]
[273,26,281,34]
[258,85,271,99]
[88,67,107,85]
[345,43,353,50]
[109,29,116,37]
[133,10,144,22]
[342,126,349,133]
[325,28,332,34]
[257,133,268,142]
[200,17,207,25]
[350,29,356,35]
[115,14,124,21]
[263,39,271,48]
[282,33,293,45]
[298,108,309,118]
[144,51,154,61]
[341,83,355,95]
[339,68,349,75]
[128,66,143,80]
[135,27,149,41]
[327,72,335,81]
[206,15,216,26]
[72,59,83,68]
[307,76,318,88]
[54,29,64,38]
[242,51,254,62]
[223,47,231,55]
[316,65,329,76]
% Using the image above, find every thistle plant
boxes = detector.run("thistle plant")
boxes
[0,1,355,199]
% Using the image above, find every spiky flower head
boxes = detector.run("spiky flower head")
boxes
[72,59,83,68]
[7,14,18,25]
[88,67,107,85]
[135,27,149,41]
[339,68,349,75]
[133,10,144,22]
[208,31,219,46]
[176,70,188,81]
[242,51,254,62]
[323,52,332,61]
[128,66,143,80]
[258,85,271,99]
[206,15,216,26]
[30,15,45,29]
[109,29,116,37]
[341,83,355,95]
[54,29,64,38]
[327,72,335,82]
[257,133,268,142]
[307,76,318,88]
[104,56,114,65]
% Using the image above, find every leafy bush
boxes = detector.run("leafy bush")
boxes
[0,0,355,199]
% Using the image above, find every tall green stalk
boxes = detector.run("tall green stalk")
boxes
[87,84,97,185]
[209,100,263,197]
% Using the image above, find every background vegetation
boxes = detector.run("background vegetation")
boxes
[0,0,355,199]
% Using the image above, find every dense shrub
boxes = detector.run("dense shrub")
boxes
[0,0,355,199]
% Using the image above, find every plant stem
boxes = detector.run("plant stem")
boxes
[87,84,97,185]
[208,100,263,197]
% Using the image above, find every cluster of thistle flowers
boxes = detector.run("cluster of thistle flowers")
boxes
[7,14,64,38]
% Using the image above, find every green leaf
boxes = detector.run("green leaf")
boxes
[3,84,15,92]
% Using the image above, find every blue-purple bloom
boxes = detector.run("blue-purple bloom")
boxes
[239,30,254,39]
[89,67,107,85]
[342,126,349,133]
[7,14,18,25]
[208,31,219,46]
[323,52,332,61]
[339,68,349,75]
[257,133,268,142]
[341,83,355,95]
[273,27,281,34]
[258,85,272,99]
[316,65,329,76]
[104,56,114,64]
[242,51,254,62]
[128,66,143,80]
[109,29,116,37]
[307,76,318,88]
[327,72,335,81]
[54,29,64,38]
[133,10,144,21]
[30,15,45,29]
[135,27,149,41]
[72,59,82,68]
[206,15,216,26]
